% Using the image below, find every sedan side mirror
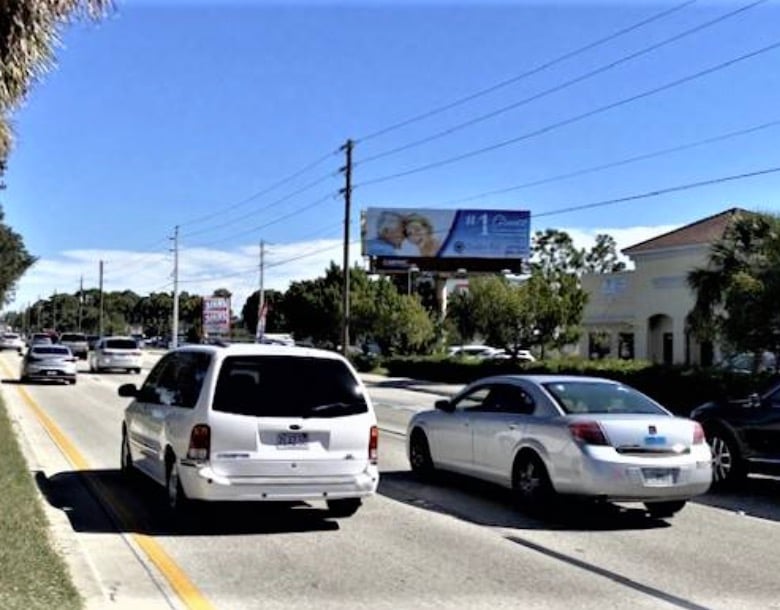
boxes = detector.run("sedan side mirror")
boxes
[435,399,455,413]
[118,383,139,398]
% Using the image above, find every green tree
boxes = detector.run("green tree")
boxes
[241,289,286,336]
[688,211,780,369]
[584,234,626,273]
[0,209,36,304]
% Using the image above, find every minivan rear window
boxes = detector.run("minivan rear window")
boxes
[213,356,368,418]
[60,333,86,342]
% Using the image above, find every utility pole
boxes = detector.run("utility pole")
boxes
[77,275,84,332]
[339,139,353,357]
[256,240,265,342]
[52,290,57,333]
[171,225,180,349]
[99,261,104,337]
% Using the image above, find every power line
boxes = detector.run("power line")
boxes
[356,0,696,143]
[188,192,340,250]
[178,148,340,229]
[180,171,338,240]
[357,0,767,166]
[437,118,780,206]
[356,39,780,189]
[534,165,780,219]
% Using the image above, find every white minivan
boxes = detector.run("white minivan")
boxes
[119,343,379,517]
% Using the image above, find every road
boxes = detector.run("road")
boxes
[1,350,779,610]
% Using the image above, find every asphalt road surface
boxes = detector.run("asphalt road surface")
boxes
[2,350,779,610]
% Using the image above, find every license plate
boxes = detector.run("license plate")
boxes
[644,435,667,446]
[642,468,676,486]
[277,432,308,449]
[46,370,58,376]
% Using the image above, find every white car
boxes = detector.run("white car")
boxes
[90,336,143,373]
[448,345,504,358]
[0,332,25,353]
[407,375,712,519]
[118,343,379,516]
[20,344,78,385]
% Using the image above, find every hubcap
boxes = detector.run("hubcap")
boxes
[710,436,732,482]
[517,461,541,497]
[167,467,179,507]
[411,440,425,468]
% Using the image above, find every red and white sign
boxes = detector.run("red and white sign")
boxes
[203,296,231,335]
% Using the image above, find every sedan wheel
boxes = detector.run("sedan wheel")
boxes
[645,500,686,519]
[512,453,554,512]
[708,431,745,487]
[409,430,434,479]
[120,433,137,480]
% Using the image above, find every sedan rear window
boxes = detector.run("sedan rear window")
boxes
[543,381,667,415]
[105,339,138,350]
[60,333,87,342]
[32,346,71,356]
[213,356,367,418]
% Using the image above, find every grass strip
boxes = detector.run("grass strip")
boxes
[0,396,82,609]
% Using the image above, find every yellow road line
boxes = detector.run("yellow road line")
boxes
[0,359,215,610]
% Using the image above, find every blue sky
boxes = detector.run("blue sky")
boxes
[3,0,779,311]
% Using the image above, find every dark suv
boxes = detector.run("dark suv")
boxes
[690,380,780,486]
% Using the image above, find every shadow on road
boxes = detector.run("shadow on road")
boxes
[35,469,341,536]
[694,475,780,522]
[378,470,671,532]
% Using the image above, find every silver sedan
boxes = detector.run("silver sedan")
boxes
[407,375,712,518]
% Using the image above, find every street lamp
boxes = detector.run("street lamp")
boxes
[407,264,420,296]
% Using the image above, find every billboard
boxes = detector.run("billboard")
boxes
[362,207,531,261]
[202,296,231,336]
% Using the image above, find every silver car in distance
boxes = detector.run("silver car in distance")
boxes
[407,375,712,519]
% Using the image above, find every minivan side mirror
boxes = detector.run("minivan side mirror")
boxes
[118,383,139,398]
[435,399,455,413]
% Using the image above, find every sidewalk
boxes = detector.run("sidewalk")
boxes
[359,372,463,398]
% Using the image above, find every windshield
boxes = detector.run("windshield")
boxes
[105,339,138,350]
[543,381,668,415]
[32,346,71,356]
[60,333,86,342]
[213,356,367,418]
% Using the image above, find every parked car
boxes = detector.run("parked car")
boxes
[448,344,505,359]
[0,332,25,353]
[90,336,143,373]
[407,375,711,518]
[118,343,379,515]
[690,380,780,487]
[20,344,77,385]
[59,332,89,360]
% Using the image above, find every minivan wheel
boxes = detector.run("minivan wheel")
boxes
[645,500,687,519]
[166,461,190,513]
[327,498,361,518]
[409,430,435,479]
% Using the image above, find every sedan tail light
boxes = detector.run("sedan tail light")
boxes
[568,421,610,446]
[692,422,705,445]
[368,425,378,464]
[187,424,210,460]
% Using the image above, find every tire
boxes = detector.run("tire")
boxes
[707,428,745,487]
[69,378,77,385]
[166,459,190,513]
[120,432,138,481]
[512,452,555,513]
[327,498,362,518]
[134,368,141,374]
[645,500,687,519]
[409,429,435,479]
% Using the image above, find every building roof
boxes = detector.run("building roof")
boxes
[622,207,752,255]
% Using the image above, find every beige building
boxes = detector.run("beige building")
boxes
[578,208,747,365]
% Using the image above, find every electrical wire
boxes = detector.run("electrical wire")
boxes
[437,118,780,206]
[357,0,767,166]
[356,39,780,189]
[178,148,340,229]
[534,165,780,219]
[357,0,696,143]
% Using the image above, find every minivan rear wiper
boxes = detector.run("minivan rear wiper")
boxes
[304,400,366,417]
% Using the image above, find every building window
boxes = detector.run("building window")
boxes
[588,332,611,360]
[618,333,634,360]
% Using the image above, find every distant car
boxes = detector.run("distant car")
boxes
[27,332,53,348]
[690,379,780,487]
[716,351,777,375]
[118,343,379,516]
[87,335,101,350]
[448,345,504,359]
[20,344,77,385]
[484,349,536,363]
[59,332,89,360]
[407,375,711,519]
[0,332,25,353]
[90,336,143,373]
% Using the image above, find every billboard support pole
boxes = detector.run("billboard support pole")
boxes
[339,139,353,357]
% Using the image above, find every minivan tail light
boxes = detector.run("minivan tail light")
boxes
[368,425,378,464]
[568,421,609,446]
[692,422,705,445]
[187,424,210,460]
